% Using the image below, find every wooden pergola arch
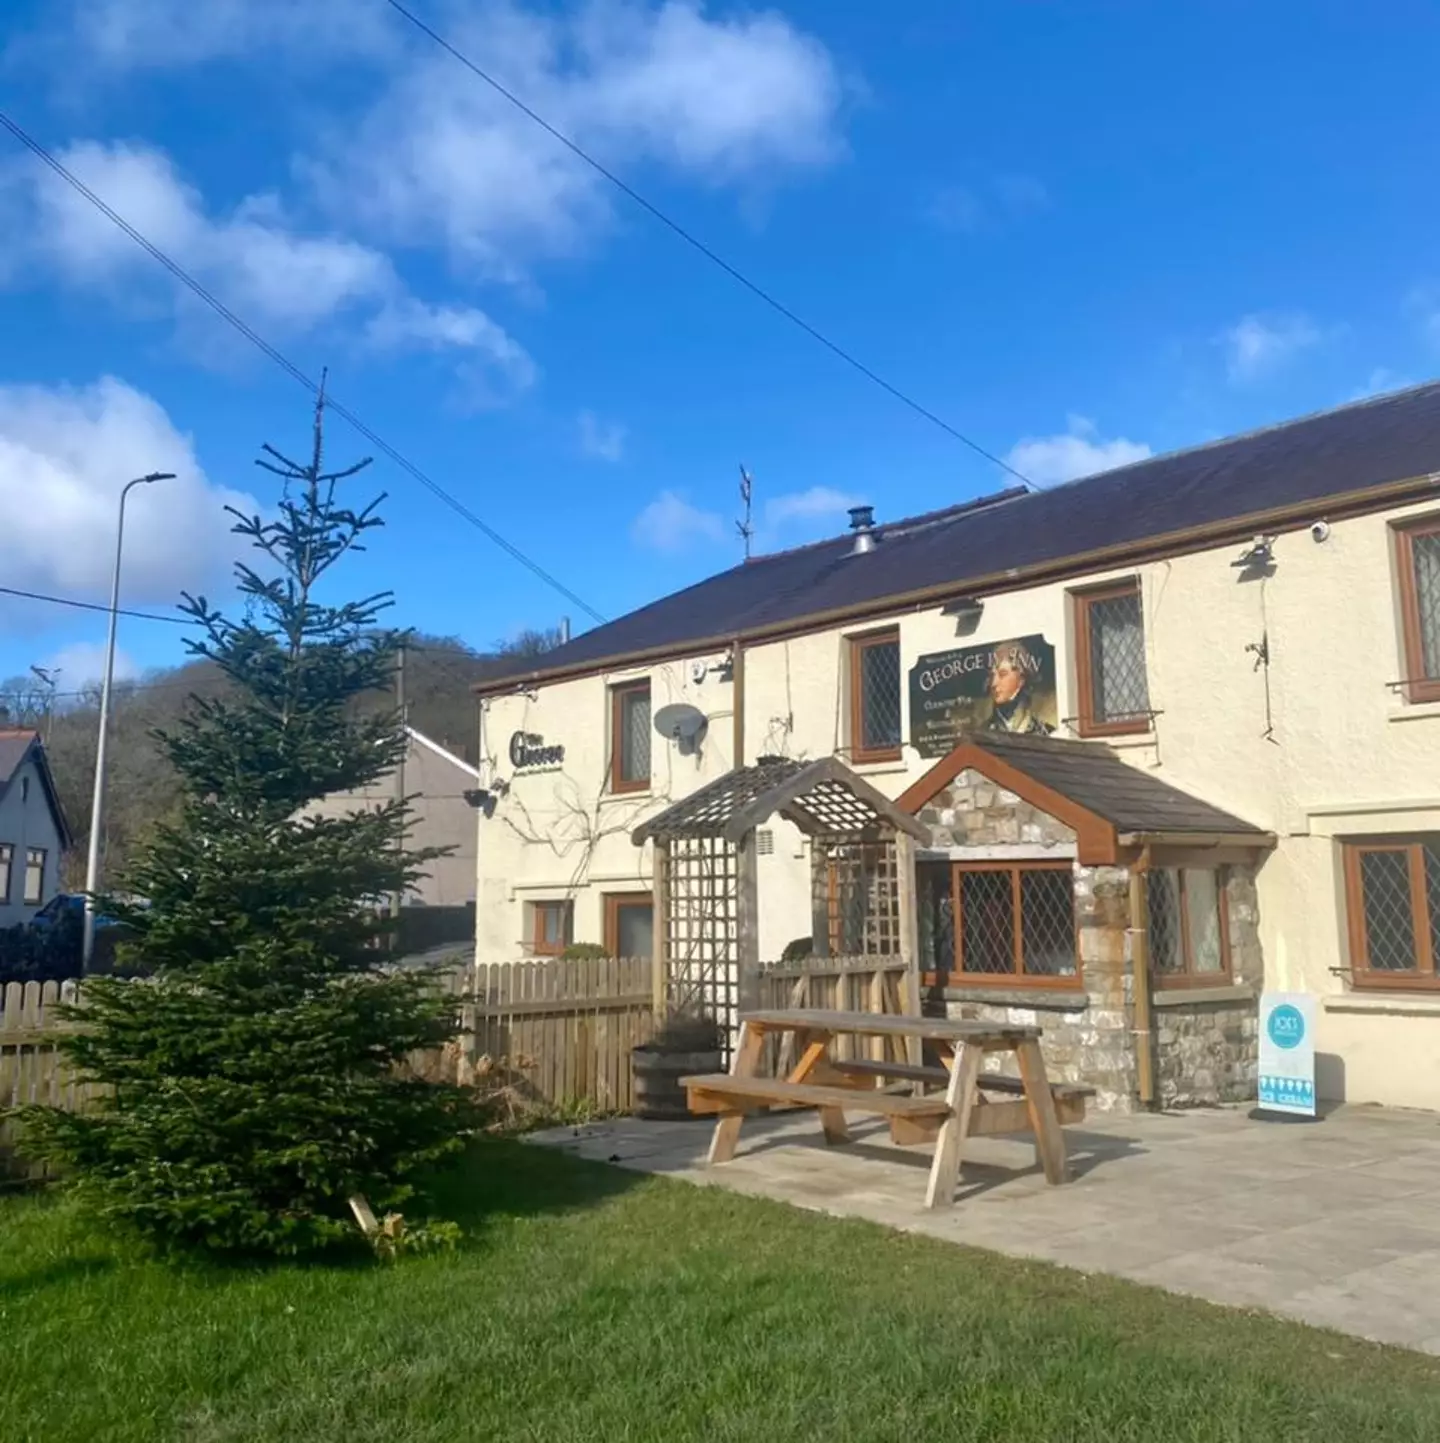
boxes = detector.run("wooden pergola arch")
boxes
[632,758,928,1036]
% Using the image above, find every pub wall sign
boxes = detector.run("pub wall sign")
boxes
[509,730,565,770]
[908,634,1057,758]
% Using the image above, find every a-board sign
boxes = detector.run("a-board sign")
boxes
[1257,992,1316,1116]
[908,634,1057,758]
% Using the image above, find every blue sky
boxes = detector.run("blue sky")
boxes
[3,0,1439,692]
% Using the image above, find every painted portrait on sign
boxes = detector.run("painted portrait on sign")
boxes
[982,637,1055,736]
[907,634,1058,757]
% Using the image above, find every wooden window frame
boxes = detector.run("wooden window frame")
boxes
[921,859,1082,989]
[1072,578,1151,738]
[22,847,45,906]
[848,627,902,764]
[1394,519,1440,704]
[603,891,653,959]
[1343,839,1439,990]
[0,843,11,904]
[609,678,652,794]
[1150,868,1233,990]
[530,899,573,957]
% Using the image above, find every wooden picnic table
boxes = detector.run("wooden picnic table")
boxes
[683,1008,1089,1209]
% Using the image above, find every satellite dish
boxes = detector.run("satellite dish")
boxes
[653,702,709,756]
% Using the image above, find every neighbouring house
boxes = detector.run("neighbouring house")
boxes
[306,725,480,909]
[471,380,1440,1115]
[0,730,72,928]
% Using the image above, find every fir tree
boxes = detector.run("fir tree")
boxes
[20,395,477,1254]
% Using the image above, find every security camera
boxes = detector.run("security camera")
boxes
[1310,521,1331,543]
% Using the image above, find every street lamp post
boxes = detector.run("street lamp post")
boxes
[82,471,175,973]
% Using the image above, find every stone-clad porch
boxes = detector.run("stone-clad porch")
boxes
[899,732,1274,1114]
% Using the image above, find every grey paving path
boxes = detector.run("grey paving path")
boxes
[531,1102,1440,1354]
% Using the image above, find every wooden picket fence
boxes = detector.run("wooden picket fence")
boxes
[462,957,655,1115]
[0,953,924,1174]
[0,979,94,1182]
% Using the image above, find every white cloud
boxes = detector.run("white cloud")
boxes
[2,140,533,385]
[1005,416,1151,488]
[994,173,1048,212]
[303,1,845,277]
[12,0,394,71]
[577,410,626,462]
[1220,313,1323,383]
[927,186,985,233]
[763,485,858,529]
[928,174,1047,233]
[1350,368,1415,402]
[0,377,257,626]
[631,490,725,552]
[41,640,139,688]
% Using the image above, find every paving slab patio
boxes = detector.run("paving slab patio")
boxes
[530,1102,1440,1354]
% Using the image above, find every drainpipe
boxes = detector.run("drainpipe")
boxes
[1129,845,1157,1109]
[731,637,745,767]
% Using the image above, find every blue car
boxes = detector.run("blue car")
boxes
[28,894,128,934]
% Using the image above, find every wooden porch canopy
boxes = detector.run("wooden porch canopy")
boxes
[632,756,928,847]
[896,731,1276,867]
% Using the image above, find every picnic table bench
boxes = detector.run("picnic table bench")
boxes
[683,1008,1091,1209]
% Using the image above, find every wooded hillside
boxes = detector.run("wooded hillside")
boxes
[1,628,556,887]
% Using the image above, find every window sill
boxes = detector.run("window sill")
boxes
[1153,983,1254,1008]
[849,757,908,778]
[1096,731,1157,751]
[600,787,652,804]
[939,985,1088,1010]
[1387,699,1440,723]
[1323,992,1440,1017]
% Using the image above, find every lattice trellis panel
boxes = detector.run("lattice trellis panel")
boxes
[664,835,740,1049]
[813,838,901,958]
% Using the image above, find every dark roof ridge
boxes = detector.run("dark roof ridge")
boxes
[743,484,1029,566]
[1025,377,1440,498]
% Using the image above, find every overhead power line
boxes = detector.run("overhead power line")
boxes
[0,584,190,626]
[380,0,1035,489]
[0,110,607,627]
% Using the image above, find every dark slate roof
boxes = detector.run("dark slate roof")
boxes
[482,380,1440,689]
[0,729,74,849]
[0,730,35,786]
[968,731,1268,838]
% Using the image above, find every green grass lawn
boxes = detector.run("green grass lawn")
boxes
[3,1140,1439,1443]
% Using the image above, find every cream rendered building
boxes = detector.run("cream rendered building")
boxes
[475,384,1440,1113]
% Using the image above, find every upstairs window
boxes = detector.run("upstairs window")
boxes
[1344,839,1440,990]
[848,628,901,763]
[1395,519,1440,704]
[1074,580,1151,735]
[0,843,11,903]
[610,679,651,793]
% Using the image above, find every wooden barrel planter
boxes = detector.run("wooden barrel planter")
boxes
[632,1044,722,1119]
[632,1012,724,1120]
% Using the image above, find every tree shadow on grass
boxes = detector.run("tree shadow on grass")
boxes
[423,1135,646,1246]
[0,1254,117,1302]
